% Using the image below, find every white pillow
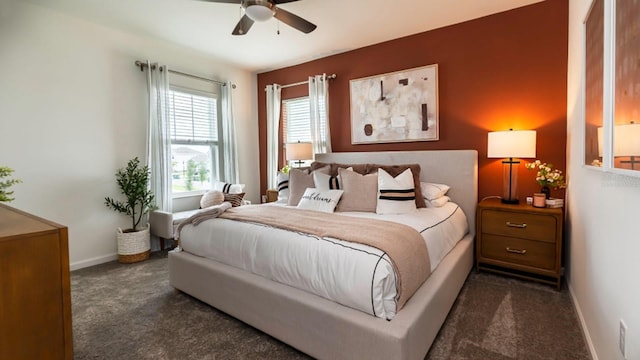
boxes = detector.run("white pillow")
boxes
[276,171,289,204]
[426,195,451,208]
[312,167,352,191]
[420,182,451,201]
[376,168,417,215]
[297,188,344,213]
[200,190,224,208]
[212,181,245,194]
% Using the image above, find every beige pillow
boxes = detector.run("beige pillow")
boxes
[335,168,378,212]
[287,166,329,206]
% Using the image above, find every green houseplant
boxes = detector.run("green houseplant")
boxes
[105,157,155,263]
[0,166,21,202]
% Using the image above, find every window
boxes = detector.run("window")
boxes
[168,86,222,195]
[282,96,327,167]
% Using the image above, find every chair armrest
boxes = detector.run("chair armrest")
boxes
[149,210,174,239]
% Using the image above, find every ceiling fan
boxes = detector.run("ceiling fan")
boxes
[202,0,317,36]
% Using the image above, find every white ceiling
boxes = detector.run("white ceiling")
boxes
[25,0,543,73]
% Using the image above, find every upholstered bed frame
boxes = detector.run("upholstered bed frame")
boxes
[169,150,478,359]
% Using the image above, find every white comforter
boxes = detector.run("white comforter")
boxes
[178,202,468,319]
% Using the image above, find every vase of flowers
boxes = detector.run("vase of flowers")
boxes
[525,160,566,198]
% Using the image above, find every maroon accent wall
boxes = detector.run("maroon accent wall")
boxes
[257,0,568,202]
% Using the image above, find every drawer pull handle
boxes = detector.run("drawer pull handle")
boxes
[506,221,527,228]
[506,247,527,255]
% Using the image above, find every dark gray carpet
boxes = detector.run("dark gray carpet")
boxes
[71,252,591,359]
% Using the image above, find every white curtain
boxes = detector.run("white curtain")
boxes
[221,82,239,184]
[266,84,281,189]
[309,74,332,156]
[145,62,172,212]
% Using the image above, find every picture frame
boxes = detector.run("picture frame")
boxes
[349,64,439,144]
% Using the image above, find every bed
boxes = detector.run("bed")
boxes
[169,150,478,359]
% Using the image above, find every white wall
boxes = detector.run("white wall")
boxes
[567,1,640,359]
[0,1,259,269]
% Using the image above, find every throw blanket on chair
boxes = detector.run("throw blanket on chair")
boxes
[219,205,431,310]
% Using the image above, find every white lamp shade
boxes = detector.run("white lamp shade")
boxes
[487,130,537,158]
[599,123,640,157]
[285,142,313,161]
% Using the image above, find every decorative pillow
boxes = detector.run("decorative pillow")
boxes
[366,164,426,208]
[224,192,245,207]
[313,167,352,191]
[287,166,329,206]
[212,181,245,194]
[276,171,289,204]
[335,168,378,212]
[420,182,451,201]
[297,188,344,213]
[376,168,417,215]
[200,190,224,209]
[426,195,451,208]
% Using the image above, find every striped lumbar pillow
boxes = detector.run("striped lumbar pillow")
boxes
[376,168,417,215]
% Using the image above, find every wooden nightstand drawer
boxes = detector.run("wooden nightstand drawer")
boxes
[481,209,557,243]
[480,234,556,270]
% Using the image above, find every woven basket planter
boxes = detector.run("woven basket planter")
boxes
[117,226,150,264]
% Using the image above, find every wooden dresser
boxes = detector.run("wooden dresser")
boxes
[0,204,73,360]
[476,198,563,289]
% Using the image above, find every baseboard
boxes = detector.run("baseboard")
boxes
[568,280,598,360]
[70,253,118,271]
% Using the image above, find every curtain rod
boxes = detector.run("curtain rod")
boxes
[134,60,236,88]
[279,73,337,89]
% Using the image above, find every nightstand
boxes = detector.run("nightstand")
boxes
[476,198,563,289]
[266,189,278,203]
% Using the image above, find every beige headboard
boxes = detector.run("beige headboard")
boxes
[316,150,478,235]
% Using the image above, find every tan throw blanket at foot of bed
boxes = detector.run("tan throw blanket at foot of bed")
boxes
[219,205,431,310]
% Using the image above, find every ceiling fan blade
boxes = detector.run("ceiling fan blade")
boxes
[232,15,255,35]
[273,7,316,33]
[273,0,301,4]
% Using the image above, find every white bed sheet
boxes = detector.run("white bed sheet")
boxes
[178,202,468,319]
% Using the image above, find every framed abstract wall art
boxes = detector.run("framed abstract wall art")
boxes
[349,64,439,144]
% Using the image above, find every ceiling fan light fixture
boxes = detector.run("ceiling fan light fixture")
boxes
[245,4,274,22]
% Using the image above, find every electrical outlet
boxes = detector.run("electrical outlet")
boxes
[620,319,627,359]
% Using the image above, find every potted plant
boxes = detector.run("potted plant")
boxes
[0,166,21,203]
[105,157,155,263]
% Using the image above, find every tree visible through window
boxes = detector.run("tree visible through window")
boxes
[168,87,222,194]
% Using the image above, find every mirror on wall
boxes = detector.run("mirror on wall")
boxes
[613,0,640,171]
[585,0,640,176]
[584,0,604,168]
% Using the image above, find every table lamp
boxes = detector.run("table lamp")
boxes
[487,129,537,204]
[285,141,313,167]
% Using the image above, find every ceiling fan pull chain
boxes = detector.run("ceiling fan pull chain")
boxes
[277,19,280,35]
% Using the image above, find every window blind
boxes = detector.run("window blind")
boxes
[169,91,218,142]
[282,97,311,143]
